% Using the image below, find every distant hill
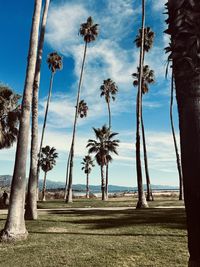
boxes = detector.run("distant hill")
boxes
[0,175,179,192]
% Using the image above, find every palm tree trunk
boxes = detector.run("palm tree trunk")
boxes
[66,41,88,203]
[166,1,200,263]
[37,71,55,188]
[141,100,153,201]
[86,173,89,199]
[105,101,111,200]
[64,144,72,200]
[25,0,50,220]
[136,0,148,209]
[170,73,183,201]
[101,165,106,201]
[42,172,47,201]
[0,0,42,241]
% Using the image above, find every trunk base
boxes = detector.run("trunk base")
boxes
[0,229,28,242]
[25,208,38,220]
[188,260,200,267]
[66,188,73,203]
[136,200,149,209]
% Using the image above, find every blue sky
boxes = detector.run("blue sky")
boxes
[0,0,180,187]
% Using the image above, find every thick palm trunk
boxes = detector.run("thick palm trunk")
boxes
[166,0,200,264]
[66,42,88,203]
[0,0,42,241]
[42,172,47,201]
[141,105,153,201]
[86,173,89,199]
[25,0,50,220]
[136,0,148,209]
[170,74,183,201]
[105,101,111,200]
[37,71,54,191]
[176,79,200,266]
[101,165,106,201]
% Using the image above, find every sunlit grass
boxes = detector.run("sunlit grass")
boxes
[0,197,187,267]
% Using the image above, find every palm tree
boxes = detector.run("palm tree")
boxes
[66,17,98,203]
[37,52,62,181]
[25,0,51,221]
[0,0,42,242]
[39,146,58,201]
[132,65,155,201]
[0,85,21,149]
[134,0,148,209]
[135,26,154,53]
[165,1,200,265]
[169,74,183,201]
[81,155,95,198]
[65,99,88,201]
[100,78,118,200]
[87,125,119,201]
[78,100,88,118]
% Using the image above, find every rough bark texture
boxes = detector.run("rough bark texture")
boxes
[66,42,88,203]
[25,0,50,220]
[0,0,42,241]
[166,0,200,263]
[170,74,183,201]
[135,0,148,209]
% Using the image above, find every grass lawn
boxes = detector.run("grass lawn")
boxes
[0,198,188,267]
[37,195,185,209]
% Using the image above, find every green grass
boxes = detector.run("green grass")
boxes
[37,196,184,209]
[0,198,188,267]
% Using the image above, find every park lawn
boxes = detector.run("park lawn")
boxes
[37,196,185,209]
[0,204,188,267]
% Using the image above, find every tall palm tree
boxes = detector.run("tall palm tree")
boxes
[66,17,98,203]
[81,155,95,198]
[169,74,183,201]
[87,125,119,201]
[37,52,62,181]
[135,0,148,209]
[132,65,155,201]
[25,0,51,221]
[100,78,118,200]
[0,0,42,242]
[39,146,58,201]
[65,99,88,201]
[165,0,200,265]
[0,85,21,149]
[135,27,154,53]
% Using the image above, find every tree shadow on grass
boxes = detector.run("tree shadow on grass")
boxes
[38,208,186,231]
[29,231,186,238]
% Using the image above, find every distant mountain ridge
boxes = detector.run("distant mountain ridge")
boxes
[0,175,179,192]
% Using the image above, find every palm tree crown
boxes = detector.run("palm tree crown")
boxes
[87,125,119,166]
[39,145,58,173]
[135,27,155,52]
[79,16,99,43]
[0,85,21,149]
[47,52,63,73]
[78,100,88,118]
[132,65,155,94]
[81,155,95,174]
[100,78,118,103]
